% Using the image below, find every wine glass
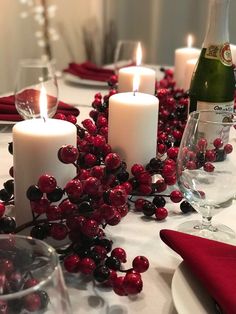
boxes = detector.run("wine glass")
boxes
[0,234,72,313]
[114,40,140,73]
[176,110,236,242]
[15,59,58,120]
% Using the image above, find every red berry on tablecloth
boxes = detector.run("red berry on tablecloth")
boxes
[66,114,77,124]
[203,162,215,172]
[111,247,127,263]
[155,207,168,220]
[155,179,167,193]
[224,143,233,154]
[83,177,100,196]
[46,205,61,221]
[59,199,77,217]
[58,145,79,164]
[64,254,80,273]
[113,276,127,296]
[134,198,147,211]
[105,153,121,170]
[31,198,50,215]
[170,190,183,203]
[131,164,145,177]
[24,278,39,289]
[38,174,57,194]
[213,137,223,148]
[81,219,99,237]
[123,272,143,295]
[109,187,127,207]
[54,113,66,120]
[132,256,149,273]
[106,211,121,226]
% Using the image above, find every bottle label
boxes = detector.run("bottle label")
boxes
[205,43,232,66]
[196,101,234,147]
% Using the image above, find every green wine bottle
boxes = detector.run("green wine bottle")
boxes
[189,0,235,113]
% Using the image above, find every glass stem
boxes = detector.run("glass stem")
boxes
[201,216,213,229]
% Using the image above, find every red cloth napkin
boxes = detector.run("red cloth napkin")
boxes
[0,89,80,122]
[160,229,236,314]
[64,61,114,82]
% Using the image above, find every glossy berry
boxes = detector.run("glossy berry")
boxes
[113,276,127,296]
[93,265,110,283]
[213,138,223,148]
[38,174,57,194]
[224,143,233,154]
[79,257,96,275]
[81,219,99,237]
[142,202,156,217]
[65,179,83,200]
[131,164,145,177]
[203,162,215,172]
[152,195,166,208]
[170,190,183,203]
[105,256,121,271]
[23,293,41,312]
[104,153,121,170]
[132,256,149,273]
[64,254,80,273]
[24,278,39,289]
[0,216,16,233]
[123,273,143,295]
[58,145,79,164]
[0,202,5,218]
[26,185,43,201]
[47,187,64,202]
[30,225,47,240]
[109,188,127,207]
[180,201,194,213]
[111,247,127,263]
[50,223,68,240]
[155,207,168,220]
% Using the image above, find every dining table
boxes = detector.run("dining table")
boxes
[1,69,236,314]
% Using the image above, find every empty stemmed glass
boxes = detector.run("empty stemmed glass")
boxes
[15,59,58,120]
[0,234,72,313]
[113,40,140,73]
[176,110,236,242]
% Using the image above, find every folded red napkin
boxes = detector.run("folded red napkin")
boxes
[64,61,114,82]
[0,89,80,122]
[160,229,236,314]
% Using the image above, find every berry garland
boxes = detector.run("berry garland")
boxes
[1,68,234,300]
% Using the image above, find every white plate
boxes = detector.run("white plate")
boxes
[63,73,109,88]
[0,120,16,125]
[171,262,217,314]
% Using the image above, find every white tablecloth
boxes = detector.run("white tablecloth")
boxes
[1,75,236,314]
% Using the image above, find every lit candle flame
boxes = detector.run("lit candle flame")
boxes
[136,42,142,66]
[133,70,140,95]
[39,85,47,122]
[187,34,193,48]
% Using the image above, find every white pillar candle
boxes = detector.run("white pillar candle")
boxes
[108,92,159,171]
[174,35,200,89]
[183,58,198,91]
[13,119,77,227]
[230,44,236,64]
[118,66,156,94]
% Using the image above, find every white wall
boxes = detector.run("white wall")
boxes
[0,0,236,93]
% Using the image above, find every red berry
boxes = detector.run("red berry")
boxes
[84,153,97,167]
[24,293,41,312]
[24,278,39,289]
[81,219,99,237]
[105,153,121,170]
[64,254,80,273]
[170,190,183,203]
[155,207,168,220]
[162,164,175,177]
[138,184,152,195]
[224,143,233,154]
[137,171,152,185]
[46,205,61,221]
[66,114,77,124]
[58,145,79,164]
[107,211,121,226]
[123,273,143,295]
[38,174,57,193]
[132,256,149,273]
[131,164,145,177]
[167,147,179,159]
[111,248,127,263]
[31,198,50,215]
[186,160,197,170]
[155,179,167,192]
[134,198,147,211]
[109,188,127,207]
[112,276,127,296]
[65,179,83,200]
[213,138,223,148]
[0,202,5,218]
[66,214,85,230]
[83,177,101,196]
[93,134,106,148]
[54,113,66,120]
[203,162,215,172]
[80,257,96,275]
[90,166,105,179]
[164,175,176,185]
[50,223,68,240]
[197,138,208,151]
[59,199,77,217]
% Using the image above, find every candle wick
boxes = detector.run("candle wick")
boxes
[43,116,46,123]
[133,89,137,96]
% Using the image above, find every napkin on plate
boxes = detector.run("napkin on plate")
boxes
[0,89,80,122]
[160,229,236,314]
[64,61,115,82]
